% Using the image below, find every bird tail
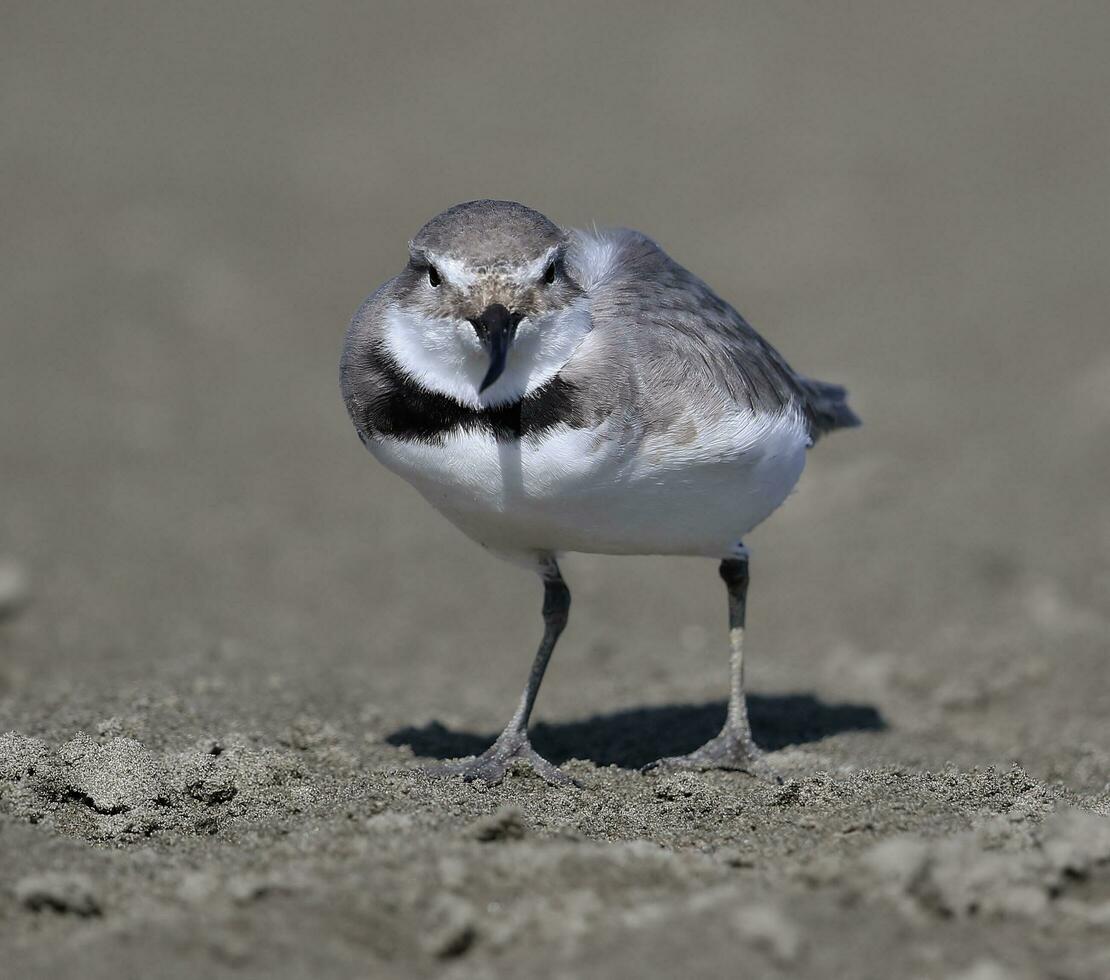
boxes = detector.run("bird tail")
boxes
[799,377,861,439]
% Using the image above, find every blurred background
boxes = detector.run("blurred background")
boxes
[2,1,1109,779]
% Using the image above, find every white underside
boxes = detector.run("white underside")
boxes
[370,408,809,559]
[370,232,808,560]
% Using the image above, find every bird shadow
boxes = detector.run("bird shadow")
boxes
[386,694,885,771]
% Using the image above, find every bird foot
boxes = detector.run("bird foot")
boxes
[643,728,782,783]
[423,730,577,787]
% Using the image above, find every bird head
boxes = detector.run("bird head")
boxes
[388,200,588,400]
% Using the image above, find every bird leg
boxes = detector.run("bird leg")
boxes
[425,558,575,787]
[646,553,780,781]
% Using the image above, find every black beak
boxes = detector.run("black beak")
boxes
[470,303,522,392]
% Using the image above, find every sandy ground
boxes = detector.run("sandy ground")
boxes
[3,3,1110,977]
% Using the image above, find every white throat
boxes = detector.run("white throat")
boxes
[382,297,592,408]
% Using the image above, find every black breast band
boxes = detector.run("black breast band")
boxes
[361,351,589,443]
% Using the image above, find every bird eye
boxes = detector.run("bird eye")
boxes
[543,262,556,285]
[427,265,441,287]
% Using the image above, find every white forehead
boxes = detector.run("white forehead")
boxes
[425,244,561,290]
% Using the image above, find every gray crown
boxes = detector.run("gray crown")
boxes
[411,200,565,267]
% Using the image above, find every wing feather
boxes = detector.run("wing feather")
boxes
[570,228,859,441]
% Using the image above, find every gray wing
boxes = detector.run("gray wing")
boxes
[340,278,402,446]
[566,228,859,441]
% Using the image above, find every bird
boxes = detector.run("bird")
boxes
[341,199,859,786]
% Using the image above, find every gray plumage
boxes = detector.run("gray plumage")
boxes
[412,199,565,268]
[339,200,859,787]
[558,223,860,442]
[343,200,858,448]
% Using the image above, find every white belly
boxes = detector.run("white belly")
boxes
[369,410,808,558]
